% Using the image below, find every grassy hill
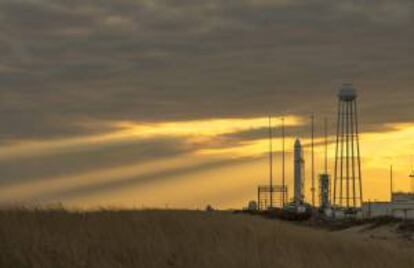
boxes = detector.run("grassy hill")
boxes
[0,209,413,268]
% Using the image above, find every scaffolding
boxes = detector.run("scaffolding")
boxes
[258,185,288,210]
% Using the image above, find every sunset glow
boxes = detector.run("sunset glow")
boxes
[1,114,414,209]
[0,0,413,211]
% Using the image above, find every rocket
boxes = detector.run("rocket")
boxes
[294,139,305,205]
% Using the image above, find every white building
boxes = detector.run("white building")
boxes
[361,193,414,219]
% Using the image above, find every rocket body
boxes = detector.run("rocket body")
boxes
[294,139,305,204]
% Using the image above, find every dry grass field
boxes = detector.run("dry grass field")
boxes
[0,209,413,268]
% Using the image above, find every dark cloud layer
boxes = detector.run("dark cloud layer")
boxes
[0,0,413,140]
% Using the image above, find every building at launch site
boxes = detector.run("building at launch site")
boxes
[362,193,414,220]
[361,167,414,220]
[254,83,414,220]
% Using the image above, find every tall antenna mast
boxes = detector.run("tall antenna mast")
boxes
[282,117,286,206]
[410,156,414,193]
[311,115,315,207]
[324,118,328,174]
[268,116,273,208]
[390,165,393,202]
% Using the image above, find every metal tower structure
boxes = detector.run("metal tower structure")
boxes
[311,115,315,207]
[333,84,363,209]
[281,117,286,206]
[390,165,393,201]
[409,158,414,193]
[268,116,274,208]
[257,116,288,210]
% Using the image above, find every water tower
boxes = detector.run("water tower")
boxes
[333,84,363,209]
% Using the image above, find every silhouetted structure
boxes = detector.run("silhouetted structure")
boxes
[294,139,305,205]
[311,115,315,207]
[281,118,286,206]
[257,185,288,210]
[409,166,414,193]
[333,84,363,209]
[319,174,330,209]
[268,116,274,208]
[257,116,288,211]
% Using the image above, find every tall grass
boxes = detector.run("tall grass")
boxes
[0,209,413,268]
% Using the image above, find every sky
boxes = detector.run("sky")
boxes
[0,0,414,209]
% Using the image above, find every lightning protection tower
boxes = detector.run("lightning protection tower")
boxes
[333,84,363,209]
